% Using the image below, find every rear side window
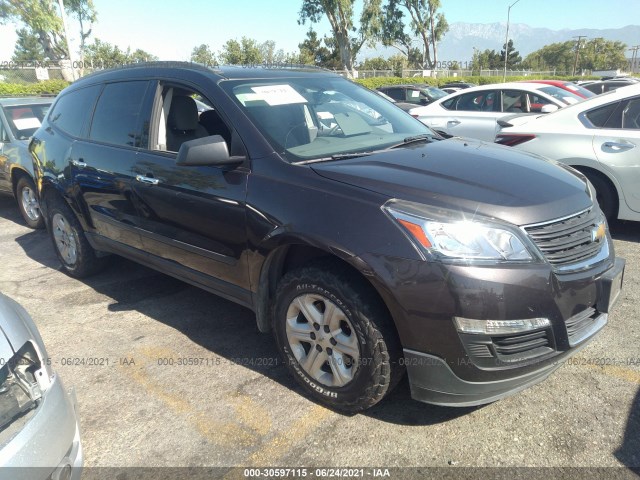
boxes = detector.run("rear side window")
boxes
[585,102,620,128]
[383,88,405,101]
[451,91,497,112]
[89,81,149,148]
[49,85,101,137]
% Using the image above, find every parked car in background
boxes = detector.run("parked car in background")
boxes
[521,80,595,99]
[439,81,476,90]
[374,90,416,113]
[496,84,640,221]
[0,293,82,479]
[31,62,623,412]
[583,78,640,95]
[410,82,582,141]
[0,97,52,228]
[377,84,448,106]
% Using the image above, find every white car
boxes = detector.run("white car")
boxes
[410,82,582,141]
[496,83,640,221]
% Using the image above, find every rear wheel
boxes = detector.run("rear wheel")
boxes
[584,172,618,221]
[15,177,44,229]
[273,263,403,413]
[46,197,107,278]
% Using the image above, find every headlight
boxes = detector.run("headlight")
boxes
[383,199,537,262]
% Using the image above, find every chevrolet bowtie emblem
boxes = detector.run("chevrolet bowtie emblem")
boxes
[591,222,606,243]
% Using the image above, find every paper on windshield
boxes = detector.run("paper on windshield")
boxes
[13,117,41,130]
[251,85,307,106]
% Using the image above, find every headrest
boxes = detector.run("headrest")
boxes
[168,96,198,131]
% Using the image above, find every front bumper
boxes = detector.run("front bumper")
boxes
[362,242,625,406]
[0,374,83,479]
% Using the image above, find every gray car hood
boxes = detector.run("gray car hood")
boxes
[311,138,592,226]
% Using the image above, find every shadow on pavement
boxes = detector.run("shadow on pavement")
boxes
[615,387,640,475]
[9,206,468,426]
[610,219,640,243]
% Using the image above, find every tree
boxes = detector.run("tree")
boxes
[297,28,339,68]
[127,48,158,63]
[66,0,97,60]
[219,37,263,65]
[1,0,68,60]
[260,40,287,65]
[522,39,628,73]
[500,39,521,70]
[12,27,45,63]
[2,0,97,63]
[190,44,216,66]
[83,38,157,68]
[470,48,501,72]
[381,0,448,69]
[359,56,391,70]
[298,0,382,77]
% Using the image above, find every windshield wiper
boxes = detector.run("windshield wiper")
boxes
[295,152,373,165]
[389,134,435,149]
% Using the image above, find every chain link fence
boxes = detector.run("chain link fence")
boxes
[1,63,572,85]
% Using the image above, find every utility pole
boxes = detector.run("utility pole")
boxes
[629,45,640,74]
[503,0,521,82]
[56,0,77,80]
[572,36,587,76]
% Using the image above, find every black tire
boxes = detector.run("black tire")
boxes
[46,196,107,278]
[15,176,44,229]
[585,172,618,221]
[273,262,404,413]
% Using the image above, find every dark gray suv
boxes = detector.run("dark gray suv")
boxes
[30,63,625,412]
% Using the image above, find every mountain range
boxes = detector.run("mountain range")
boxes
[360,23,640,64]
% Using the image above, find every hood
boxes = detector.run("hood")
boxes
[311,138,592,226]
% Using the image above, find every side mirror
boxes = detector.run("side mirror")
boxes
[540,104,559,114]
[419,98,429,105]
[175,135,241,167]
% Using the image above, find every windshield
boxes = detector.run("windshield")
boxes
[424,87,448,101]
[538,86,582,105]
[221,77,434,161]
[4,104,50,140]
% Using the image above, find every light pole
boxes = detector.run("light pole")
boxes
[503,0,521,81]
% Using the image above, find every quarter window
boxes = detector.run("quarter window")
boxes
[89,81,149,148]
[622,99,640,130]
[585,102,620,128]
[49,85,101,137]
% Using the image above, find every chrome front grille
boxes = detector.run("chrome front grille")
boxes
[523,208,606,268]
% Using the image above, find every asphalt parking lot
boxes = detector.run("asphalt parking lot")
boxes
[0,194,638,478]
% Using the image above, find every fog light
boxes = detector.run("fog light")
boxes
[454,317,550,335]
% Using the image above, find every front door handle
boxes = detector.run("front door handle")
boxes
[71,158,87,168]
[603,141,635,151]
[447,120,461,126]
[136,175,160,185]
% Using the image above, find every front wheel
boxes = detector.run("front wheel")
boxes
[273,264,403,413]
[46,197,107,278]
[15,176,44,229]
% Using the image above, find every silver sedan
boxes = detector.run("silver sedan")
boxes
[496,84,640,221]
[0,293,82,480]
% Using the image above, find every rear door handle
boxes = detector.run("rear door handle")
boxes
[603,141,635,151]
[136,175,160,185]
[71,158,87,168]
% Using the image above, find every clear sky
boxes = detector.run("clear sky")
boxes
[1,0,638,62]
